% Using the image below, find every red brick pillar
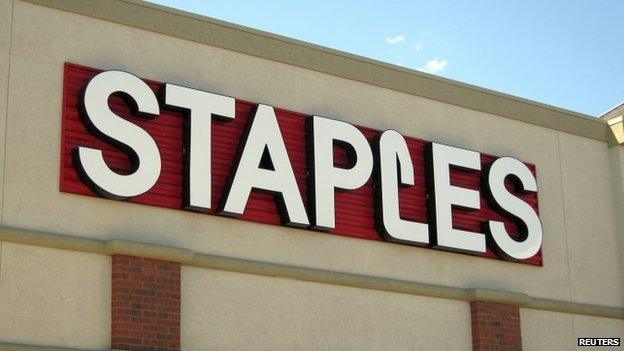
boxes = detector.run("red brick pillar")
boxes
[470,301,522,351]
[112,254,181,351]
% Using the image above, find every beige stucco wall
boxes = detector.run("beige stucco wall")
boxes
[1,0,622,310]
[521,308,624,351]
[182,266,472,351]
[0,242,110,350]
[609,146,624,286]
[521,309,574,351]
[558,133,624,307]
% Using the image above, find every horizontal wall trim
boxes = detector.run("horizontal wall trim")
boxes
[21,0,611,142]
[0,225,622,320]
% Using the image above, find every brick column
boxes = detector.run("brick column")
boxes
[470,301,522,351]
[112,254,181,351]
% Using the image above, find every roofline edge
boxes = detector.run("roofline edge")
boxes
[21,0,611,142]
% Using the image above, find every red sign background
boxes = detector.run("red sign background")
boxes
[60,63,541,265]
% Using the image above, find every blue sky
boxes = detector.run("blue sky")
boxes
[146,0,623,117]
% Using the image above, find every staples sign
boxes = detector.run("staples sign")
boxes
[61,63,543,265]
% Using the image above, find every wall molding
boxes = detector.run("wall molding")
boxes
[1,225,622,320]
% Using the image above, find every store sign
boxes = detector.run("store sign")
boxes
[61,63,543,265]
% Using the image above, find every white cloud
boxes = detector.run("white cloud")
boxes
[386,35,405,44]
[413,42,422,51]
[419,58,447,74]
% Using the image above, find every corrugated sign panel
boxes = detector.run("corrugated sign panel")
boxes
[60,63,541,265]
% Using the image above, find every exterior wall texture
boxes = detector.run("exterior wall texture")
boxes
[0,0,622,350]
[521,309,624,351]
[182,266,472,350]
[0,242,110,349]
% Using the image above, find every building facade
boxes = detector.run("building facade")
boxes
[0,0,622,350]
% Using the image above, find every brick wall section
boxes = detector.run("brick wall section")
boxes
[112,254,181,351]
[470,301,522,351]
